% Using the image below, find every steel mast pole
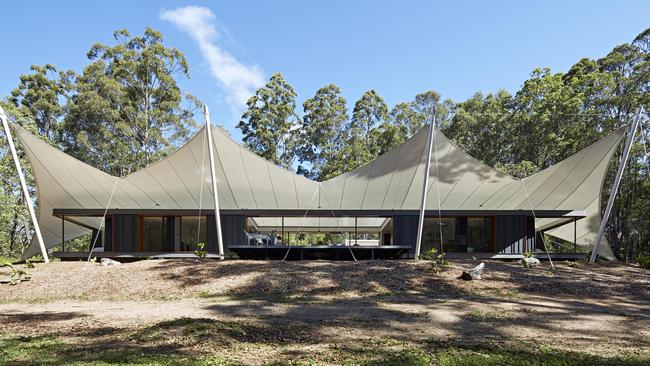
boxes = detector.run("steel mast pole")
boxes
[204,105,225,259]
[0,106,49,262]
[414,109,436,259]
[590,108,645,262]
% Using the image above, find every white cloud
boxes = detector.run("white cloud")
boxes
[161,6,264,112]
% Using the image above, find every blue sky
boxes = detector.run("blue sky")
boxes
[2,1,649,140]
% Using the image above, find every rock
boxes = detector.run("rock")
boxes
[522,257,540,268]
[459,262,485,280]
[100,258,122,266]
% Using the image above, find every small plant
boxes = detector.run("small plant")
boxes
[25,259,35,269]
[0,259,31,285]
[419,247,438,260]
[637,254,650,270]
[194,242,207,258]
[420,248,449,273]
[521,251,538,269]
[432,252,449,273]
[565,260,577,268]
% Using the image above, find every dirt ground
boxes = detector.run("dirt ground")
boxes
[1,259,648,365]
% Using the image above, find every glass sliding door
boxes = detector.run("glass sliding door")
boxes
[179,216,206,251]
[421,216,495,253]
[142,217,164,251]
[467,217,494,253]
[422,218,456,253]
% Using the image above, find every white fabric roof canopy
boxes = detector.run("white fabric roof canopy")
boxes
[13,122,625,259]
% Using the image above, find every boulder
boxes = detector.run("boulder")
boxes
[459,262,485,280]
[100,258,122,266]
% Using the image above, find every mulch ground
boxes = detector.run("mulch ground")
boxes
[1,259,647,302]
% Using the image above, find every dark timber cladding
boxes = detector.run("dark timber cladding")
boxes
[393,216,419,247]
[113,214,138,252]
[206,214,246,251]
[102,212,559,256]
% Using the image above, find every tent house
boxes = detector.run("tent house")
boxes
[11,121,626,261]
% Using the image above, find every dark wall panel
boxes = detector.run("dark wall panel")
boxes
[393,215,419,248]
[114,214,138,252]
[104,216,113,251]
[207,214,247,251]
[526,216,536,252]
[164,216,175,251]
[496,215,526,254]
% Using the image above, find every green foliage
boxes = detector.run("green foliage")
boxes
[419,247,438,260]
[637,254,650,269]
[237,72,299,169]
[1,331,647,366]
[194,242,207,258]
[427,340,649,366]
[521,252,539,269]
[419,247,449,273]
[0,258,31,285]
[495,160,540,179]
[9,64,70,141]
[296,84,348,180]
[343,89,388,170]
[61,28,199,176]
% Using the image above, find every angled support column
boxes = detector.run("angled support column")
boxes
[414,113,436,259]
[204,105,225,260]
[590,108,645,262]
[0,106,49,262]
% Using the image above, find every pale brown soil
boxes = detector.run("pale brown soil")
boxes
[0,259,648,364]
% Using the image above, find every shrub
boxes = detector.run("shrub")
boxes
[419,248,449,273]
[419,248,438,260]
[0,259,31,285]
[637,254,650,270]
[194,243,207,258]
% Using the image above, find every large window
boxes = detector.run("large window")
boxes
[140,216,207,252]
[422,218,456,253]
[467,217,493,253]
[179,216,206,251]
[422,217,494,253]
[142,217,164,251]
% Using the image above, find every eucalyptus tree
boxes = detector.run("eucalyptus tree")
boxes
[0,101,38,258]
[9,64,70,142]
[444,90,513,168]
[237,72,299,169]
[297,84,348,180]
[63,28,198,176]
[342,90,388,169]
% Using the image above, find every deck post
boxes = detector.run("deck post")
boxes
[590,108,644,262]
[204,105,225,260]
[415,113,436,259]
[0,106,49,262]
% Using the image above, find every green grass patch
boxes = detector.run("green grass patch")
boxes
[463,310,513,321]
[426,339,650,366]
[0,333,241,365]
[2,325,649,366]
